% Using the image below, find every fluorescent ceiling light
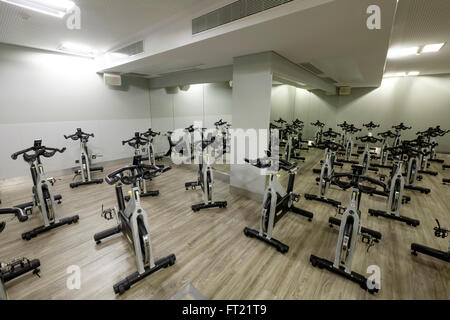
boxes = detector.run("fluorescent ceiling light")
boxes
[59,42,95,57]
[383,72,407,78]
[387,47,419,59]
[0,0,75,18]
[421,43,445,53]
[408,71,420,76]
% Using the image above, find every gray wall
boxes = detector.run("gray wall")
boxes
[0,43,152,179]
[271,85,337,139]
[149,82,233,152]
[270,74,450,152]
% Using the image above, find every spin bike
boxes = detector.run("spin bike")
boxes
[243,152,314,253]
[1,208,40,300]
[356,135,381,176]
[413,134,438,176]
[310,165,384,293]
[185,133,227,212]
[368,145,419,227]
[292,119,309,153]
[411,219,449,263]
[141,128,163,166]
[376,130,398,169]
[305,137,344,208]
[123,133,167,198]
[12,141,79,240]
[94,164,176,295]
[402,140,431,194]
[423,126,449,163]
[392,123,412,147]
[311,120,325,146]
[64,128,104,188]
[337,124,361,164]
[283,124,305,162]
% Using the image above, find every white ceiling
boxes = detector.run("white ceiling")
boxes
[0,0,449,87]
[103,0,397,88]
[0,0,205,53]
[385,0,450,75]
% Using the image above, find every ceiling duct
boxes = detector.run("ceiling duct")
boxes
[113,40,144,57]
[192,0,293,34]
[123,72,150,78]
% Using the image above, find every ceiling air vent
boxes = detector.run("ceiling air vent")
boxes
[192,0,293,34]
[298,62,324,75]
[124,73,150,78]
[113,41,144,57]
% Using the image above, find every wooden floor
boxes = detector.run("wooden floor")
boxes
[0,149,449,300]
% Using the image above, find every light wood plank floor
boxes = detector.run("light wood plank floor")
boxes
[0,149,449,300]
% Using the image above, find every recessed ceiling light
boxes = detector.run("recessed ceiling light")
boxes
[0,0,75,18]
[59,42,95,57]
[387,47,419,59]
[421,43,445,53]
[408,71,420,76]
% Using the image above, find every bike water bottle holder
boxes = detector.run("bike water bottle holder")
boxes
[336,205,346,216]
[101,205,116,221]
[361,234,377,252]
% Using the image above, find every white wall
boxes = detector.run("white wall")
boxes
[230,53,273,196]
[270,74,450,152]
[0,43,151,179]
[336,75,450,152]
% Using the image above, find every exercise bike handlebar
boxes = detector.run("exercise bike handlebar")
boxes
[392,123,412,131]
[311,120,325,128]
[105,165,141,185]
[122,133,149,147]
[322,128,341,138]
[11,144,66,161]
[214,119,228,127]
[141,129,160,138]
[315,140,344,151]
[356,135,382,144]
[378,130,398,139]
[363,121,380,129]
[331,167,386,194]
[274,118,287,124]
[0,207,28,222]
[64,129,94,141]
